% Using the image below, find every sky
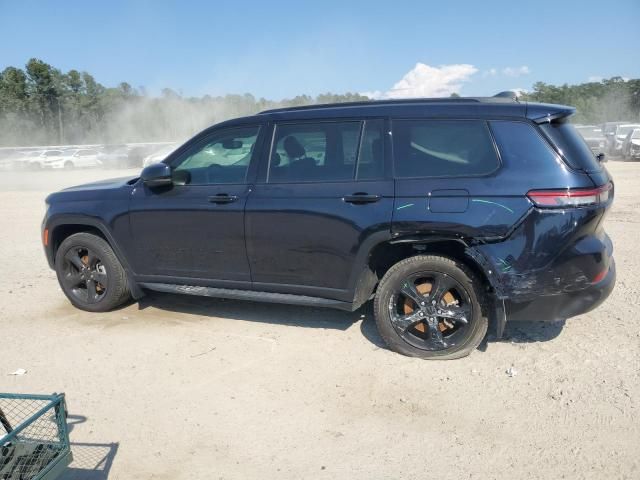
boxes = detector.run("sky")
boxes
[1,0,639,100]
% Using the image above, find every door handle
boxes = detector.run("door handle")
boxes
[342,193,381,204]
[208,194,238,204]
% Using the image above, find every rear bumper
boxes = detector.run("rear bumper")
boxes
[506,257,616,322]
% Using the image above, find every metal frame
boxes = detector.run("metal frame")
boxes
[0,392,73,480]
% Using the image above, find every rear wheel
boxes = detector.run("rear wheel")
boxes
[55,233,130,312]
[373,255,487,359]
[64,161,74,169]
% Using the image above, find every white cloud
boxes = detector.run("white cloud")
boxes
[482,68,498,78]
[501,66,530,77]
[365,63,478,99]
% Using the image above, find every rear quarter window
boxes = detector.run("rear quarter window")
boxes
[540,121,602,172]
[490,121,562,170]
[392,120,498,178]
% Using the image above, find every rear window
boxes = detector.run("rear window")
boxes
[392,120,498,178]
[540,121,602,172]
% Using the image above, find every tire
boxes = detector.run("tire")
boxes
[373,255,488,360]
[55,232,130,312]
[64,161,74,170]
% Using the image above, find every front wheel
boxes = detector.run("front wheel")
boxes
[373,255,488,360]
[55,233,130,312]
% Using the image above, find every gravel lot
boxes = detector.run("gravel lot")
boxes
[0,162,638,479]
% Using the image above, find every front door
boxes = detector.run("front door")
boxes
[128,125,262,286]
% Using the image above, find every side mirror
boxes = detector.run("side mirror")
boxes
[141,163,172,187]
[596,153,606,162]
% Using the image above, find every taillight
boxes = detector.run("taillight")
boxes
[591,267,608,284]
[527,182,613,208]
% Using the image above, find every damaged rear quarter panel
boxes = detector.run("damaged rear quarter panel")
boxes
[468,206,610,301]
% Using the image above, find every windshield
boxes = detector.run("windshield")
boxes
[540,121,601,172]
[632,130,640,140]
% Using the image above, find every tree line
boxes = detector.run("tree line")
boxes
[0,58,368,147]
[0,58,638,147]
[523,77,640,125]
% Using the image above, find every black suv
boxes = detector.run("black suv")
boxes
[42,97,616,359]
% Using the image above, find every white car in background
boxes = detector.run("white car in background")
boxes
[611,124,640,156]
[622,128,640,161]
[142,144,177,167]
[23,149,65,169]
[0,150,29,170]
[43,148,102,169]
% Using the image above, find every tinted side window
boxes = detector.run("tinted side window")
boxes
[173,126,259,185]
[490,121,561,170]
[392,120,498,178]
[356,119,385,180]
[269,122,361,183]
[540,121,602,172]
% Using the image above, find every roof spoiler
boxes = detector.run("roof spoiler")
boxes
[526,103,576,124]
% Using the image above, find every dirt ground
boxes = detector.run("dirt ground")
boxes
[0,162,638,480]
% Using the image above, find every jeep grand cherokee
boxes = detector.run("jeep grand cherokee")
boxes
[42,96,615,359]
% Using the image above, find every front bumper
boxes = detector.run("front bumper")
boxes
[505,258,616,322]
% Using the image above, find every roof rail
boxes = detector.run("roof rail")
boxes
[256,96,517,115]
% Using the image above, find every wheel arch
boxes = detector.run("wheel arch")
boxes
[46,216,143,299]
[351,235,499,312]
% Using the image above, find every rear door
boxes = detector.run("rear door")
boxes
[128,125,263,285]
[245,119,393,301]
[391,119,522,239]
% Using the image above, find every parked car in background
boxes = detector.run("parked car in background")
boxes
[142,144,178,167]
[601,122,628,155]
[23,149,64,169]
[575,125,606,155]
[42,148,102,169]
[5,151,32,170]
[602,122,640,156]
[127,145,161,167]
[0,149,22,170]
[610,124,640,157]
[43,97,615,360]
[622,128,640,161]
[98,145,131,168]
